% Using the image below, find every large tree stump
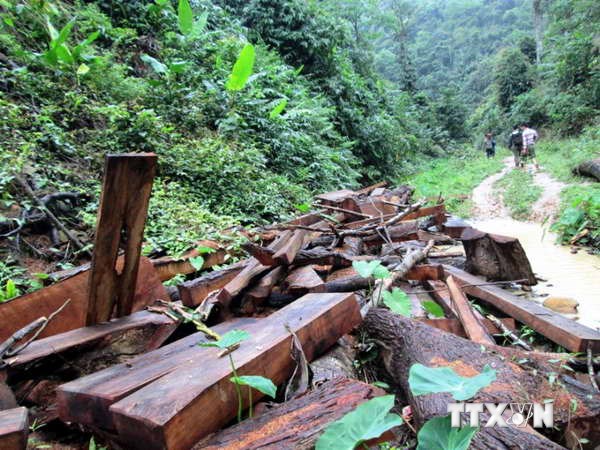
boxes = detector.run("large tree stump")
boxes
[363,309,600,449]
[573,158,600,181]
[460,228,537,285]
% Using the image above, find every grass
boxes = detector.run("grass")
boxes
[537,127,599,183]
[403,147,507,218]
[494,169,542,220]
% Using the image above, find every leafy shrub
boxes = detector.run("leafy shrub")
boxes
[552,187,600,251]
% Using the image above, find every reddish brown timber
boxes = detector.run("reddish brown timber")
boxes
[57,318,260,431]
[109,293,361,450]
[4,310,176,370]
[363,309,599,450]
[417,318,516,338]
[178,262,245,308]
[241,266,286,312]
[403,204,446,227]
[0,257,165,342]
[282,266,325,295]
[444,265,600,352]
[87,154,157,324]
[460,228,537,285]
[0,407,28,450]
[272,229,308,265]
[355,181,388,195]
[404,264,444,282]
[446,276,495,345]
[196,378,386,450]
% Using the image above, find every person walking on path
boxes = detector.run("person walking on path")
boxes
[508,124,523,168]
[482,132,496,158]
[520,123,540,170]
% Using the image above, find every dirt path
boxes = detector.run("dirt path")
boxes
[471,157,566,222]
[469,158,600,330]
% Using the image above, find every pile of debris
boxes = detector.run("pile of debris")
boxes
[0,154,598,450]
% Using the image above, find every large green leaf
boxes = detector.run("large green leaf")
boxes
[409,364,496,401]
[316,395,403,450]
[382,288,412,317]
[199,329,250,349]
[230,375,277,398]
[140,54,167,74]
[417,415,478,450]
[178,0,193,35]
[269,99,288,119]
[189,256,204,271]
[226,43,255,91]
[352,260,390,279]
[422,300,445,317]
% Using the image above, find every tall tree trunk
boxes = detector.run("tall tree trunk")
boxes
[533,0,544,64]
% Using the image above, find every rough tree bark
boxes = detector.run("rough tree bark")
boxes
[363,309,600,449]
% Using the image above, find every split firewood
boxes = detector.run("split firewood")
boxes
[363,309,600,449]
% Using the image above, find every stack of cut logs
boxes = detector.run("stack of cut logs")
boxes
[0,155,599,450]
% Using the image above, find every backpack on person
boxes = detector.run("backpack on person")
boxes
[510,130,523,149]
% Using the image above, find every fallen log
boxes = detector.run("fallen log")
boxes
[460,228,537,285]
[446,276,495,345]
[363,309,600,449]
[0,407,28,450]
[107,293,361,450]
[195,378,384,450]
[444,265,600,352]
[0,257,166,342]
[573,158,600,181]
[87,154,157,324]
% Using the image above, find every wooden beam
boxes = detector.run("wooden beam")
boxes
[151,240,227,282]
[418,318,516,338]
[446,276,495,345]
[87,154,157,325]
[444,265,600,352]
[4,310,176,370]
[273,229,308,265]
[0,407,28,450]
[0,257,165,342]
[404,264,444,282]
[242,266,285,311]
[57,317,260,431]
[178,262,245,308]
[196,378,386,450]
[282,266,325,295]
[108,293,361,450]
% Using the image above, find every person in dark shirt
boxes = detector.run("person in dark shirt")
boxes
[482,132,496,158]
[507,125,523,168]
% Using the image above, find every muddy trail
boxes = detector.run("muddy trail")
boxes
[469,157,600,330]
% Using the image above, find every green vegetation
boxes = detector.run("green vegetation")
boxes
[536,127,600,249]
[405,150,505,217]
[494,169,542,220]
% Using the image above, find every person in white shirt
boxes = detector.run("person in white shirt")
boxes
[520,124,540,170]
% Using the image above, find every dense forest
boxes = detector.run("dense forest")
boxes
[0,0,598,283]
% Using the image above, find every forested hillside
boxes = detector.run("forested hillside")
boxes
[0,0,599,287]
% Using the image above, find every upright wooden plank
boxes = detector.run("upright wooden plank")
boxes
[0,257,165,342]
[0,407,28,450]
[87,154,157,325]
[272,229,308,265]
[446,276,495,345]
[109,293,361,450]
[444,265,600,352]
